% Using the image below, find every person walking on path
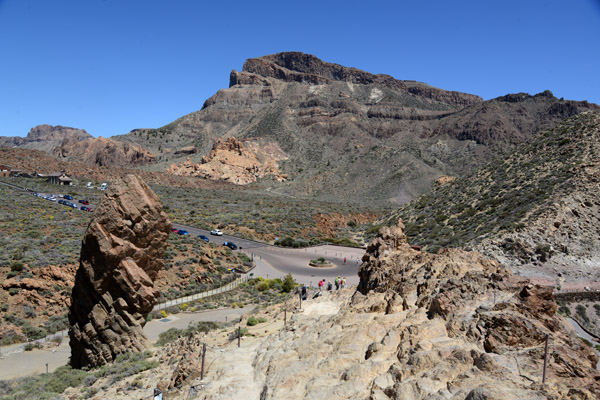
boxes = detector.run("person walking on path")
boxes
[335,276,340,290]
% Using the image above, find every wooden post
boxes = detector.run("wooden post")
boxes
[45,363,48,373]
[201,342,207,380]
[238,326,241,348]
[284,309,287,327]
[542,333,550,384]
[299,291,302,311]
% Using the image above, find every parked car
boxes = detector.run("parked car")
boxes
[69,202,78,208]
[64,195,73,200]
[223,241,238,250]
[48,196,57,202]
[58,199,66,205]
[79,199,89,205]
[210,229,223,236]
[177,229,189,235]
[171,228,179,233]
[198,235,209,242]
[81,206,88,211]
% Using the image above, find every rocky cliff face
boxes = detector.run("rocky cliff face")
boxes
[68,175,171,369]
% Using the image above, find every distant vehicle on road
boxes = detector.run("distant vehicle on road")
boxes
[177,229,189,235]
[210,229,223,236]
[100,183,108,191]
[79,199,89,205]
[198,235,209,242]
[64,195,73,200]
[223,241,238,250]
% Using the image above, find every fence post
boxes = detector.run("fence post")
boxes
[238,326,241,348]
[284,309,287,327]
[542,333,550,384]
[201,342,207,380]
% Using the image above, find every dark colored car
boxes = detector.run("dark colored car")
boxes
[58,199,66,205]
[64,195,73,200]
[81,206,88,211]
[79,199,89,205]
[223,241,238,250]
[177,229,189,235]
[198,235,210,242]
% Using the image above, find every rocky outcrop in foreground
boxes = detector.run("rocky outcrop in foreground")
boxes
[68,175,171,369]
[186,219,598,399]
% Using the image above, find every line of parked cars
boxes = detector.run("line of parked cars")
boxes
[171,227,238,250]
[32,192,93,212]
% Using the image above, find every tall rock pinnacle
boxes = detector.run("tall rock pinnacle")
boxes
[68,175,171,369]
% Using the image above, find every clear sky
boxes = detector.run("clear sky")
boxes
[1,0,599,138]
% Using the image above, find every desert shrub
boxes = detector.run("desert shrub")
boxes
[10,261,24,272]
[247,316,258,326]
[576,304,590,323]
[281,273,295,293]
[256,281,270,292]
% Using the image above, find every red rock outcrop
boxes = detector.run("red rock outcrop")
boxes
[68,174,171,369]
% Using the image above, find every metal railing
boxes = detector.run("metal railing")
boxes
[153,275,249,311]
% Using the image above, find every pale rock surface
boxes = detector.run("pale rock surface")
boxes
[192,219,599,399]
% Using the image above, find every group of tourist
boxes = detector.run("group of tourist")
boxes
[318,276,347,292]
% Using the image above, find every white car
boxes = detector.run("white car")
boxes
[210,229,223,236]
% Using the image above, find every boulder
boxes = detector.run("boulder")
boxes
[68,174,171,369]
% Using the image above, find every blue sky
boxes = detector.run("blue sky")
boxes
[1,0,599,138]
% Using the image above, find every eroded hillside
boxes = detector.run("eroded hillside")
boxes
[385,112,600,288]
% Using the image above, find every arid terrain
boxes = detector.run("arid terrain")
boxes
[0,52,599,399]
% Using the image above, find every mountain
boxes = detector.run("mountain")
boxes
[0,124,91,153]
[0,125,156,167]
[118,52,598,203]
[383,112,600,288]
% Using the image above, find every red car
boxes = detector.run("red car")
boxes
[171,228,179,233]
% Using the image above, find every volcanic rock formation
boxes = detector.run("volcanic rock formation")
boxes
[189,220,599,399]
[167,137,288,184]
[68,175,171,369]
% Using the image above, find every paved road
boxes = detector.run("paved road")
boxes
[0,307,254,380]
[172,223,366,286]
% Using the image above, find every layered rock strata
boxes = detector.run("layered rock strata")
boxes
[68,175,171,368]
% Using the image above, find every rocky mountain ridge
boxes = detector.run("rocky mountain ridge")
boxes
[119,52,598,203]
[1,124,156,167]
